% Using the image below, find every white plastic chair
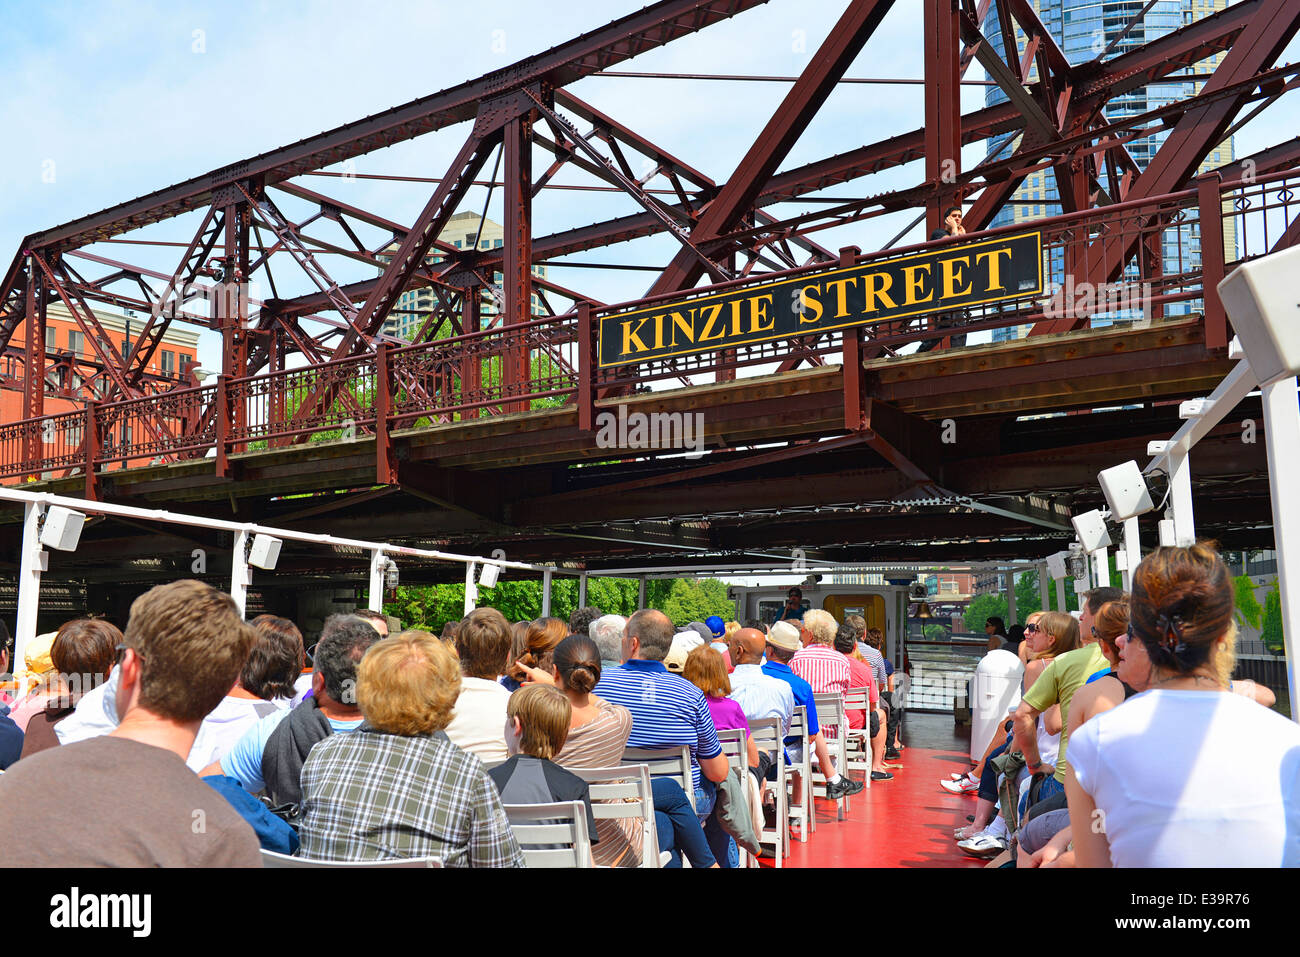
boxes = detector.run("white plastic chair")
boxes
[748,717,787,866]
[714,727,759,867]
[568,763,661,868]
[813,692,854,820]
[503,800,594,868]
[843,687,874,778]
[786,705,814,841]
[622,745,696,811]
[260,848,442,868]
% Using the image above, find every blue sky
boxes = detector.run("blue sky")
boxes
[1,0,1296,373]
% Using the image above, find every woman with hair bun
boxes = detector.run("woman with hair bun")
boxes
[518,634,718,868]
[1067,544,1300,867]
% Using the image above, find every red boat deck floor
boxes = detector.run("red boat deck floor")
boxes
[761,713,989,869]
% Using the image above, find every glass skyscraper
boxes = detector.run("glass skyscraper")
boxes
[983,0,1235,341]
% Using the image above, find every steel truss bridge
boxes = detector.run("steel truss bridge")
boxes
[2,0,1299,590]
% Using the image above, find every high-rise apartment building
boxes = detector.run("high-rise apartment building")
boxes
[983,0,1235,342]
[380,212,548,341]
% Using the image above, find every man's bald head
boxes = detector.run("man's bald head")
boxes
[731,627,766,665]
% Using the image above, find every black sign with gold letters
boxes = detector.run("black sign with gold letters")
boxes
[598,231,1043,367]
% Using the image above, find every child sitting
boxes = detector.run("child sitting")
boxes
[488,684,598,847]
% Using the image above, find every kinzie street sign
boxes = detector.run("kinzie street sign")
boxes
[599,231,1042,367]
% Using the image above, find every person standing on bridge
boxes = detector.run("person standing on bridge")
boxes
[917,205,969,353]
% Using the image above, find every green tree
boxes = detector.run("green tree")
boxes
[661,579,734,626]
[1015,569,1042,617]
[923,623,951,640]
[1261,585,1285,654]
[963,593,1007,633]
[1233,575,1263,631]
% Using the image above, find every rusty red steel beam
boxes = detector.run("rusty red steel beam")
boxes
[1031,0,1300,336]
[123,205,222,388]
[647,0,897,297]
[0,0,1265,364]
[263,5,1272,327]
[4,0,770,258]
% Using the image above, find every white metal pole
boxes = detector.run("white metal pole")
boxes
[1122,517,1141,592]
[578,572,588,608]
[463,562,478,616]
[14,501,46,677]
[1167,447,1196,547]
[638,576,647,610]
[1038,563,1049,613]
[368,549,387,613]
[1092,548,1111,589]
[230,528,250,618]
[541,569,552,617]
[1260,376,1300,722]
[1055,578,1067,613]
[1004,570,1017,625]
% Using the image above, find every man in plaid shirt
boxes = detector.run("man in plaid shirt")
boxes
[299,632,523,867]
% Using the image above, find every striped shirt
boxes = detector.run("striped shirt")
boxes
[860,644,888,691]
[299,725,523,867]
[593,658,722,790]
[791,643,851,696]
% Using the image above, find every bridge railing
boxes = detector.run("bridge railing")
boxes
[2,168,1298,484]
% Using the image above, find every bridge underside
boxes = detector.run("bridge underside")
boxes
[0,317,1268,592]
[1,0,1296,609]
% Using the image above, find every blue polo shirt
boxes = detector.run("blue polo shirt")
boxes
[762,660,820,742]
[593,658,722,790]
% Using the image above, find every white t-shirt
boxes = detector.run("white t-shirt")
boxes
[1070,689,1300,867]
[187,695,288,771]
[443,676,513,763]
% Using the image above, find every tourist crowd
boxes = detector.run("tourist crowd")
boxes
[0,583,901,867]
[0,541,1292,867]
[940,543,1299,867]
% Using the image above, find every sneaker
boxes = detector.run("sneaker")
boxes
[940,775,979,794]
[884,747,901,760]
[870,770,894,782]
[957,831,1008,858]
[826,776,865,799]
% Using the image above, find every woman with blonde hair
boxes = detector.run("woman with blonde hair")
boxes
[298,631,523,865]
[955,610,1072,852]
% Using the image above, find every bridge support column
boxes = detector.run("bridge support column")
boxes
[502,111,534,415]
[578,572,588,609]
[541,568,552,617]
[1038,563,1049,613]
[638,576,647,610]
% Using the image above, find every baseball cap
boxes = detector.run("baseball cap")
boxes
[664,632,705,673]
[705,616,726,639]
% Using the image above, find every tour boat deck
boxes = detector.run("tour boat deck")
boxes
[762,714,987,869]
